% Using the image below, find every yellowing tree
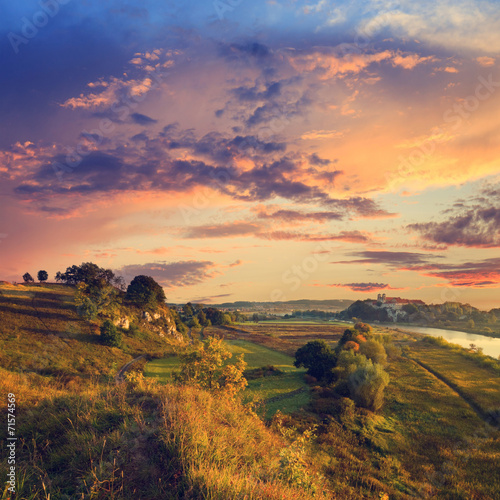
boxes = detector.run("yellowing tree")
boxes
[176,336,247,397]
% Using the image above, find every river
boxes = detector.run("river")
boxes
[393,325,500,358]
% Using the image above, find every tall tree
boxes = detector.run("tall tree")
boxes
[294,340,337,381]
[126,275,166,308]
[37,270,48,283]
[22,272,34,283]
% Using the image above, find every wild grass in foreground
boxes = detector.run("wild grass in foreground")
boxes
[0,368,329,499]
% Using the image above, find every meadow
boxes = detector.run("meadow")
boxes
[1,285,499,498]
[145,339,309,418]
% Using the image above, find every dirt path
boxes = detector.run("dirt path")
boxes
[115,355,146,383]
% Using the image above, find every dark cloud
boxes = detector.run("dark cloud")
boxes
[219,41,271,61]
[257,209,343,222]
[131,133,149,142]
[308,153,332,166]
[10,126,393,219]
[408,206,500,248]
[418,258,500,288]
[329,282,402,292]
[131,113,158,125]
[183,222,260,239]
[117,261,219,288]
[259,230,372,243]
[335,250,500,288]
[333,250,445,268]
[232,82,282,102]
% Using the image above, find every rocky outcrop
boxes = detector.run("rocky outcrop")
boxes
[141,307,182,341]
[114,317,130,329]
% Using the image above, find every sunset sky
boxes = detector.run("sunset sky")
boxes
[1,0,499,308]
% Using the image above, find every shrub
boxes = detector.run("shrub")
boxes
[100,320,122,347]
[348,362,389,412]
[359,340,388,366]
[175,336,247,397]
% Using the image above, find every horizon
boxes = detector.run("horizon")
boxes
[1,1,500,310]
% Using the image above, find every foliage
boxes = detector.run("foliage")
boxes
[274,417,320,493]
[204,307,231,325]
[75,281,119,320]
[55,262,122,289]
[294,340,336,381]
[100,319,122,347]
[359,339,388,366]
[348,361,390,412]
[175,336,247,397]
[244,365,285,380]
[22,272,34,283]
[37,270,48,283]
[125,275,166,308]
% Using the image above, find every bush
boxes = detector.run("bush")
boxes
[100,320,122,347]
[359,340,388,366]
[348,362,389,412]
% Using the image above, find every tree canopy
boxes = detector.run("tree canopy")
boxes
[125,275,166,308]
[294,340,337,381]
[37,270,48,283]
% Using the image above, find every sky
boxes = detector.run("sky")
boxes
[0,0,499,308]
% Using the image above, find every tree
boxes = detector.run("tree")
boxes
[294,340,337,381]
[55,262,122,289]
[125,275,166,308]
[22,272,34,283]
[359,340,388,366]
[188,316,201,329]
[175,336,247,397]
[37,270,48,283]
[100,320,122,347]
[348,361,389,412]
[197,310,210,327]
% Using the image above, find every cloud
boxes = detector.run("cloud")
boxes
[259,230,373,243]
[408,205,500,248]
[361,1,500,54]
[289,49,393,80]
[420,258,500,288]
[477,56,495,67]
[333,250,445,268]
[391,53,435,70]
[308,153,333,166]
[131,113,158,125]
[301,130,344,140]
[326,282,404,292]
[117,261,219,288]
[182,222,260,239]
[256,208,343,222]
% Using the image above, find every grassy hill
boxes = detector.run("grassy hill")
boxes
[1,284,499,499]
[0,284,330,499]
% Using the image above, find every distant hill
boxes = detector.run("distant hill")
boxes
[206,299,355,311]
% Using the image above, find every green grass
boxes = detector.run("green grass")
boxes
[407,340,500,415]
[145,339,309,417]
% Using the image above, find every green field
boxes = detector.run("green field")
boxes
[145,339,309,417]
